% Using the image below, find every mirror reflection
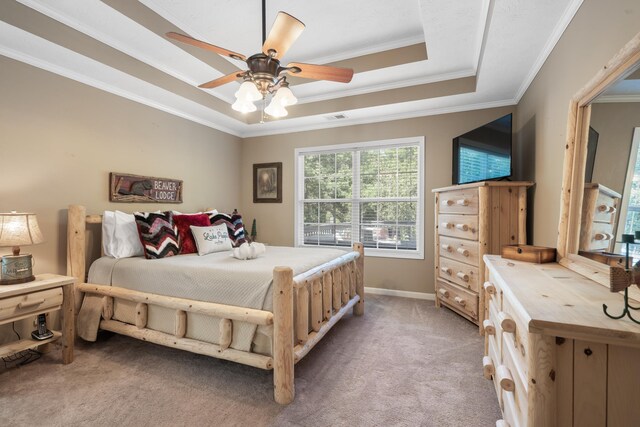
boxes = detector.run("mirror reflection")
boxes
[581,64,640,264]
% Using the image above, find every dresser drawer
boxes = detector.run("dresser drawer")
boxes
[501,297,529,378]
[501,340,528,426]
[438,188,479,215]
[436,279,479,321]
[593,192,617,223]
[438,214,478,241]
[0,287,63,324]
[488,299,502,358]
[586,222,615,251]
[439,236,479,267]
[439,256,480,292]
[502,388,524,427]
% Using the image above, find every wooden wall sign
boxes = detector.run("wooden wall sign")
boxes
[109,172,183,203]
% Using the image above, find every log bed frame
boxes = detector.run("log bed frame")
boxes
[66,205,364,404]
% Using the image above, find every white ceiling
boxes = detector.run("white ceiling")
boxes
[0,0,584,137]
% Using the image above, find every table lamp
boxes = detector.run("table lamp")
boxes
[0,212,44,285]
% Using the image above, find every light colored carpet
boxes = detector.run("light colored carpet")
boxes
[0,295,500,426]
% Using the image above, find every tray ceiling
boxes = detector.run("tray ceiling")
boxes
[0,0,583,137]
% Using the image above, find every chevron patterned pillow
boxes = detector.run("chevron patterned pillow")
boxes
[208,210,247,247]
[134,211,180,259]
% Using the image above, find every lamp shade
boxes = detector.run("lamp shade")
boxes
[264,99,288,117]
[0,212,44,248]
[235,81,262,102]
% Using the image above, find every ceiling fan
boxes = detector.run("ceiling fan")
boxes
[166,0,354,119]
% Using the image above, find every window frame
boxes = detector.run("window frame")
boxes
[294,136,425,260]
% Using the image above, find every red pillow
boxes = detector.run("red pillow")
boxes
[173,214,211,254]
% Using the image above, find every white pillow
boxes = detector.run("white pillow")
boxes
[190,224,232,256]
[101,211,116,257]
[112,211,144,258]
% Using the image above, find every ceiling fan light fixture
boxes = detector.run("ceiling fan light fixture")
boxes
[275,85,297,106]
[232,98,257,113]
[235,80,262,102]
[264,100,288,118]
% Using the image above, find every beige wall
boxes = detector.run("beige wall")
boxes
[0,57,242,340]
[590,102,640,194]
[241,107,514,294]
[514,0,640,247]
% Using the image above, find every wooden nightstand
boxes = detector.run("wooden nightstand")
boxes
[0,274,75,364]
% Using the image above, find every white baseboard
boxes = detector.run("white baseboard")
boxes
[364,286,435,301]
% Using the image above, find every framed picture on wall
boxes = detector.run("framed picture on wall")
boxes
[253,162,282,203]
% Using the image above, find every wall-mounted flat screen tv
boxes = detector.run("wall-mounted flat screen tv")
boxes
[452,113,512,185]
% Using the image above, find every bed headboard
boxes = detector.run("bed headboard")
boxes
[67,205,102,286]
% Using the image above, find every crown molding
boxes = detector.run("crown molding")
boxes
[514,0,584,102]
[593,94,640,103]
[239,98,517,138]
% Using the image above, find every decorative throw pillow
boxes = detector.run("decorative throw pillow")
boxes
[208,210,247,247]
[134,211,179,259]
[113,210,145,258]
[190,224,233,256]
[173,213,211,254]
[101,211,116,257]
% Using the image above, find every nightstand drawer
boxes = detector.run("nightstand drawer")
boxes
[0,287,63,323]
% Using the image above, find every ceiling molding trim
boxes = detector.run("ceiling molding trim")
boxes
[297,68,477,105]
[593,95,640,103]
[240,98,517,138]
[513,0,584,102]
[0,44,242,137]
[299,34,426,65]
[472,0,491,75]
[16,0,236,105]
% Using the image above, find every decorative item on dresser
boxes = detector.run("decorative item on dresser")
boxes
[579,183,620,252]
[433,181,533,330]
[483,255,640,427]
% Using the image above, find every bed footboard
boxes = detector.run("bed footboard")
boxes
[273,243,365,404]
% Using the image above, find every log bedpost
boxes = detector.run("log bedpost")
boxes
[273,266,295,405]
[67,204,87,312]
[353,243,365,316]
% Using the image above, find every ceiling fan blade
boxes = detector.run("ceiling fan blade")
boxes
[286,62,354,83]
[262,12,305,59]
[166,32,246,61]
[198,72,245,89]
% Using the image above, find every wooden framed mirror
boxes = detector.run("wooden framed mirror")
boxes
[558,31,640,290]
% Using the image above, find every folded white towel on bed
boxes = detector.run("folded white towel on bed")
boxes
[232,242,266,260]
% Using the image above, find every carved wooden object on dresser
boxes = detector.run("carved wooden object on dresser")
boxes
[579,183,620,253]
[433,181,533,330]
[484,255,640,427]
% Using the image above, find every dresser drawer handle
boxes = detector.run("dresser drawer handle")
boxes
[496,365,515,392]
[456,247,470,257]
[498,311,516,333]
[443,199,454,206]
[482,356,495,379]
[482,319,495,335]
[454,296,466,306]
[456,272,470,282]
[18,298,46,309]
[438,288,450,298]
[483,282,496,295]
[456,199,469,206]
[597,204,616,214]
[441,222,453,229]
[441,244,452,252]
[455,223,469,231]
[441,267,453,275]
[594,232,613,241]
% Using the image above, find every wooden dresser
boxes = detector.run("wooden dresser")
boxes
[483,255,640,427]
[579,183,621,252]
[433,181,533,329]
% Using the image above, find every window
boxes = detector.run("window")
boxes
[295,137,424,259]
[617,128,640,258]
